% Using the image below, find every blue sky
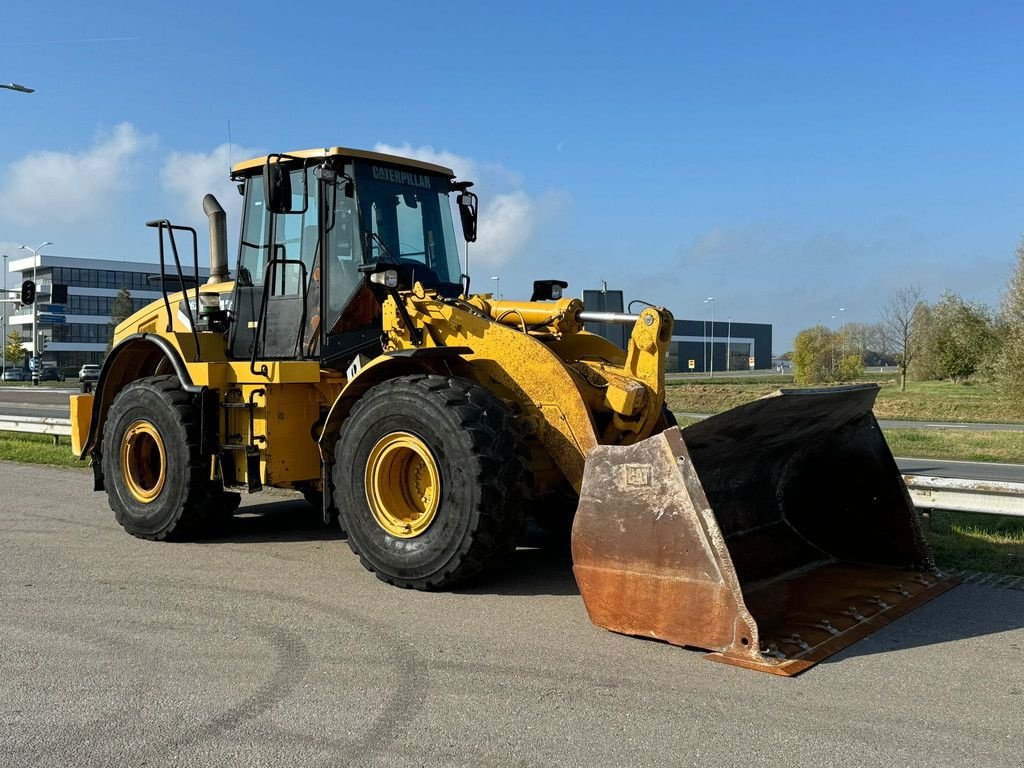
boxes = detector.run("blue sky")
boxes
[2,1,1022,350]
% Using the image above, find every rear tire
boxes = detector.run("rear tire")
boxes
[333,374,528,589]
[101,375,223,540]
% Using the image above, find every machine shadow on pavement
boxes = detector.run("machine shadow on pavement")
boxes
[459,523,580,597]
[821,583,1024,664]
[201,499,345,545]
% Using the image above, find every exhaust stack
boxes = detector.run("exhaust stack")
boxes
[203,194,229,284]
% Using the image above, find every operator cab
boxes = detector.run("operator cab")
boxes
[227,147,473,372]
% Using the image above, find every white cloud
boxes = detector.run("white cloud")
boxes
[160,142,262,229]
[373,142,552,268]
[0,123,154,227]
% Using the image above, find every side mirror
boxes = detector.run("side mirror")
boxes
[457,189,478,243]
[265,161,293,214]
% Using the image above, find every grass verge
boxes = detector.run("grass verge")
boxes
[883,428,1024,464]
[665,377,1023,424]
[0,431,84,468]
[926,512,1024,576]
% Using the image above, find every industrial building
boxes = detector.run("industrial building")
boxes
[5,254,208,372]
[582,288,772,372]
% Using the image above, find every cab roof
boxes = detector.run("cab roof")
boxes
[230,147,455,177]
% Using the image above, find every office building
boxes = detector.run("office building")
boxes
[6,254,208,372]
[582,288,773,372]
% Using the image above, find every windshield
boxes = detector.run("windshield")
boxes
[352,160,461,287]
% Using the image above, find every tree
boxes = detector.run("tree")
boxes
[5,330,26,366]
[842,321,894,367]
[792,325,861,384]
[838,353,865,381]
[996,237,1024,406]
[879,285,923,392]
[914,293,996,383]
[108,288,134,350]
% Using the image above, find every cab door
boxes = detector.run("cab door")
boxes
[229,166,319,362]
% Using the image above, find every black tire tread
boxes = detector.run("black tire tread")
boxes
[102,375,223,541]
[335,374,529,589]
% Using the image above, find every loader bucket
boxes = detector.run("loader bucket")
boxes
[571,384,957,676]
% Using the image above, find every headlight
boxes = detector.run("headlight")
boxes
[369,269,399,289]
[198,293,220,315]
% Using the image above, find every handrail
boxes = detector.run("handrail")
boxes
[145,219,202,362]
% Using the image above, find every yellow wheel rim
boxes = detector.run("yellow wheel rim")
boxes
[364,431,441,538]
[120,419,167,504]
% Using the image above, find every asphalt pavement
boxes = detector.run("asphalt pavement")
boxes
[897,457,1024,483]
[1,462,1023,767]
[0,388,77,420]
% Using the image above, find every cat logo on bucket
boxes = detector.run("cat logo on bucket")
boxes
[624,464,652,487]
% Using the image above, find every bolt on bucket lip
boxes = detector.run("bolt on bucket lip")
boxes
[705,564,959,676]
[572,386,958,676]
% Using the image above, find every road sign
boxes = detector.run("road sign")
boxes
[688,359,696,371]
[748,356,755,369]
[36,314,66,325]
[36,303,65,314]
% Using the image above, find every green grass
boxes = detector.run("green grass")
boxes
[926,512,1024,576]
[883,428,1024,464]
[666,376,1023,424]
[0,431,85,468]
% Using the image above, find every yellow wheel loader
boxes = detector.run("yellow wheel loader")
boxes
[71,146,956,675]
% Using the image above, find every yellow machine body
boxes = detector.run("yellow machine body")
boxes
[76,145,954,676]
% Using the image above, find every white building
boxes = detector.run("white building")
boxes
[6,254,208,372]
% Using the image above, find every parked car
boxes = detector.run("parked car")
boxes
[79,364,101,383]
[38,367,65,382]
[2,368,29,382]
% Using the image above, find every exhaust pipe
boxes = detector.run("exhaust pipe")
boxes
[203,194,229,284]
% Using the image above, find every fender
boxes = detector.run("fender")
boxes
[316,347,473,463]
[80,333,202,464]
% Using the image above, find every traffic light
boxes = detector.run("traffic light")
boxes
[20,280,36,306]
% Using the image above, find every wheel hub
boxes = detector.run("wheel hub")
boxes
[120,419,166,504]
[365,431,440,538]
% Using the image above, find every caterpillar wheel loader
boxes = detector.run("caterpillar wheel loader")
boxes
[71,146,956,675]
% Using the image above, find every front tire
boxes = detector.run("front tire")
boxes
[101,376,222,540]
[333,375,528,589]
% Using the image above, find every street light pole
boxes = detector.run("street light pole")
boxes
[1,82,35,93]
[702,302,708,373]
[2,253,7,376]
[830,314,837,373]
[704,297,715,378]
[490,275,501,300]
[19,242,52,384]
[839,307,847,357]
[726,315,732,372]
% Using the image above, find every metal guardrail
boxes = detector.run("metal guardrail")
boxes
[0,414,72,437]
[903,474,1024,519]
[0,415,1022,519]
